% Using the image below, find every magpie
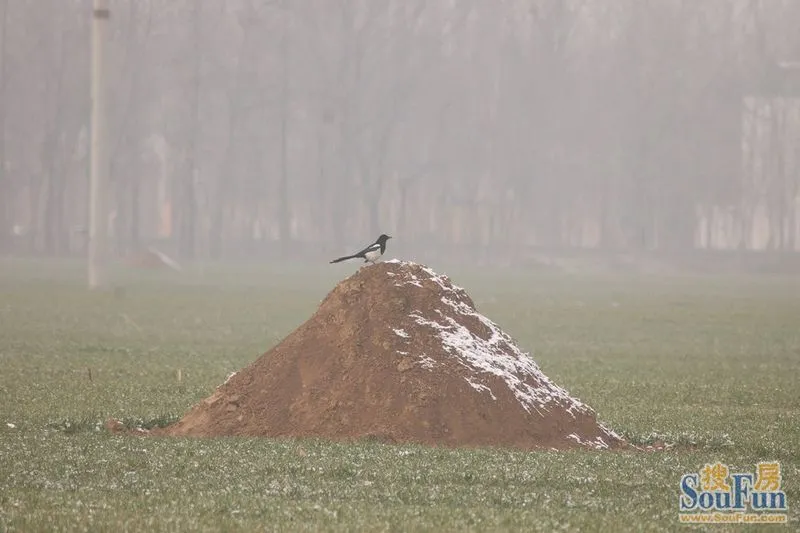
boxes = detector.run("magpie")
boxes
[330,234,392,264]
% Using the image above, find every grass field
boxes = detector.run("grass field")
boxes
[0,258,798,532]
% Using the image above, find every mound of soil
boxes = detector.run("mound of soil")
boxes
[159,260,624,450]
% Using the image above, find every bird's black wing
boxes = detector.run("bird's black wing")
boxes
[329,242,380,263]
[360,242,381,255]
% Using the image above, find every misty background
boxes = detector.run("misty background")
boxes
[1,0,799,271]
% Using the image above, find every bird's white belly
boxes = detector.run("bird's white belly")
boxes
[365,249,382,262]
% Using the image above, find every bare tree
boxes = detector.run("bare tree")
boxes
[2,0,799,260]
[276,0,291,254]
[110,0,154,256]
[0,0,8,252]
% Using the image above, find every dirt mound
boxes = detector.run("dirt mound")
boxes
[159,260,624,450]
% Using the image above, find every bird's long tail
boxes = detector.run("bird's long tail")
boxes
[329,254,358,264]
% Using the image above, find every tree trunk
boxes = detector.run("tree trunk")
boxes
[178,1,202,260]
[41,9,67,256]
[112,166,128,255]
[178,168,196,259]
[397,178,411,239]
[43,121,65,257]
[209,203,222,259]
[793,170,799,252]
[277,5,291,256]
[368,192,380,238]
[42,173,55,255]
[314,114,328,242]
[130,174,140,251]
[332,114,351,249]
[0,0,7,253]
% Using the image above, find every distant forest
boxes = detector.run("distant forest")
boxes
[0,0,799,260]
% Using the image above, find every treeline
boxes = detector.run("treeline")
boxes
[0,0,799,259]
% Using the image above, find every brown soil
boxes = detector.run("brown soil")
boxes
[156,260,625,451]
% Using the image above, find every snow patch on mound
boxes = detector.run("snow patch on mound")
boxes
[393,328,409,338]
[387,261,595,419]
[410,308,591,418]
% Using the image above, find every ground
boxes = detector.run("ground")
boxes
[0,259,798,532]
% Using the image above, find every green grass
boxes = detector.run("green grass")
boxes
[0,259,798,532]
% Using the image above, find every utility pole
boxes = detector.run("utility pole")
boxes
[88,0,109,289]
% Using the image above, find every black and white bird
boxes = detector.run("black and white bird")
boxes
[329,234,392,265]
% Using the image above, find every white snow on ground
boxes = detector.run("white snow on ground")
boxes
[381,261,623,446]
[387,261,593,418]
[420,265,459,293]
[394,273,423,288]
[393,328,409,338]
[466,378,497,399]
[567,433,611,450]
[418,355,438,370]
[409,307,591,417]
